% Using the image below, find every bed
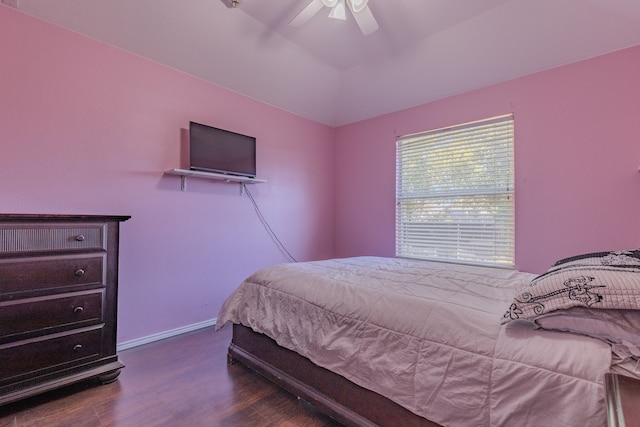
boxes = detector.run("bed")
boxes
[216,255,640,426]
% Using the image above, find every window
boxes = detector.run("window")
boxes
[395,115,514,268]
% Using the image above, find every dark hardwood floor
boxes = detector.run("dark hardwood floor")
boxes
[0,326,342,426]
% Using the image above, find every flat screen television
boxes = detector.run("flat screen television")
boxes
[188,121,257,178]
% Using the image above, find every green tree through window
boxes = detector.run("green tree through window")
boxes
[396,115,514,267]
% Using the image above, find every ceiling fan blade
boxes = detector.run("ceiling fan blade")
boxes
[351,4,378,35]
[290,0,325,27]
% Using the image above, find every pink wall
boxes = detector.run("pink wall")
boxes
[335,45,640,273]
[0,6,335,343]
[4,5,640,346]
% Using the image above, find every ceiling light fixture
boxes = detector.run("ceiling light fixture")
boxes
[220,0,241,8]
[349,0,368,13]
[326,0,346,20]
[290,0,379,35]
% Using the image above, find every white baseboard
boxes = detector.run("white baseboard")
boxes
[117,318,217,351]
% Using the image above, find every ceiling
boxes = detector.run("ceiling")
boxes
[11,0,640,126]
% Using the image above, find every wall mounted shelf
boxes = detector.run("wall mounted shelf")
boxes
[164,168,266,192]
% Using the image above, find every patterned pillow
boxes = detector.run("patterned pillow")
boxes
[502,249,640,324]
[550,249,640,269]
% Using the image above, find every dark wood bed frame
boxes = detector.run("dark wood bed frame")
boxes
[228,324,441,427]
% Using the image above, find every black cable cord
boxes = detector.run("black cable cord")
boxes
[243,184,297,263]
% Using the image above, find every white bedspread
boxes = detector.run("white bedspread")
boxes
[217,257,612,426]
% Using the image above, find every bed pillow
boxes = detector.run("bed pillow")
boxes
[502,249,640,324]
[532,307,640,346]
[549,249,640,270]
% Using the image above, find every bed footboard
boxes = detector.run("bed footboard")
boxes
[228,324,439,427]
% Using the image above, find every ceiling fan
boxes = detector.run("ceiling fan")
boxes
[290,0,379,35]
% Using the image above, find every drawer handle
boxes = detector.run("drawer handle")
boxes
[75,234,86,242]
[73,306,84,314]
[73,344,83,352]
[75,269,86,277]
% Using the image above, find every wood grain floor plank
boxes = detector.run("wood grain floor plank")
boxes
[0,326,342,427]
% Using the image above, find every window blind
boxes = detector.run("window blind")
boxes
[396,115,514,267]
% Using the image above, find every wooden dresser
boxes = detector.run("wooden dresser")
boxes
[0,214,130,405]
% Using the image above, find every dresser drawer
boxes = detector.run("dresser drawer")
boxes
[0,291,103,340]
[0,214,128,405]
[0,223,105,255]
[0,327,103,382]
[0,255,105,299]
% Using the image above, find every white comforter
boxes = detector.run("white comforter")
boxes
[217,257,612,426]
